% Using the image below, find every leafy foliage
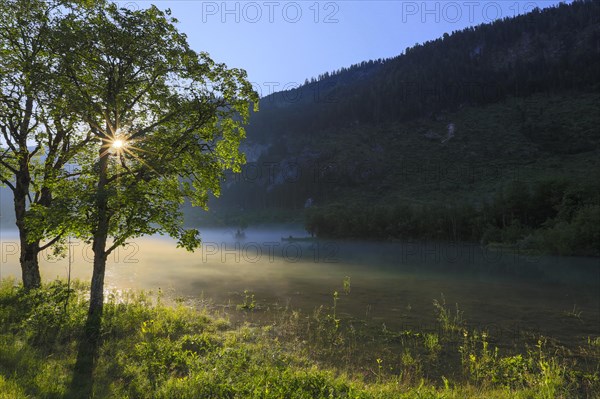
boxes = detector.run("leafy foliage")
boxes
[37,2,258,254]
[0,0,99,287]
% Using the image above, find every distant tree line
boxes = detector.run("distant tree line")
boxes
[305,178,600,256]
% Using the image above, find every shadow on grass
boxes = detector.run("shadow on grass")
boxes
[0,344,58,399]
[64,312,103,399]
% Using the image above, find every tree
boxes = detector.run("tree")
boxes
[46,3,257,323]
[0,0,93,289]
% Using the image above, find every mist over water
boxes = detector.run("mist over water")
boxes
[1,225,598,348]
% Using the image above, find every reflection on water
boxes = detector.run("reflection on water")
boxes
[1,226,598,347]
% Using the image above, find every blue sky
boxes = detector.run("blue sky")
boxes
[115,1,562,95]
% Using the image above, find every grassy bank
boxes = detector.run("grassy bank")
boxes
[0,279,598,398]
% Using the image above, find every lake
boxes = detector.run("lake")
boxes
[1,226,598,349]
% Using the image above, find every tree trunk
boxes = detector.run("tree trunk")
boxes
[14,166,41,289]
[88,246,107,318]
[87,145,110,324]
[20,241,41,289]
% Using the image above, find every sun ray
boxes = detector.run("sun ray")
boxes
[100,131,187,181]
[114,141,162,177]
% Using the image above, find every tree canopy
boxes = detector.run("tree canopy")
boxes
[2,0,257,313]
[0,0,94,288]
[32,2,258,317]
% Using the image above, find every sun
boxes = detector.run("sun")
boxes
[104,133,156,174]
[112,139,125,149]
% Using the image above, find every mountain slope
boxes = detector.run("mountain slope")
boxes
[251,0,599,135]
[201,1,600,254]
[211,0,599,209]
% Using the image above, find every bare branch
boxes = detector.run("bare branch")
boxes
[39,231,65,252]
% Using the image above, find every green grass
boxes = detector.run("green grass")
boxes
[0,278,598,398]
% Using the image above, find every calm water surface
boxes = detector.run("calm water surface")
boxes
[1,226,598,347]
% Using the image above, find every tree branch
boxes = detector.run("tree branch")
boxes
[39,232,65,252]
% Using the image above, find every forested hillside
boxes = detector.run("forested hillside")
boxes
[251,0,599,133]
[205,0,600,255]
